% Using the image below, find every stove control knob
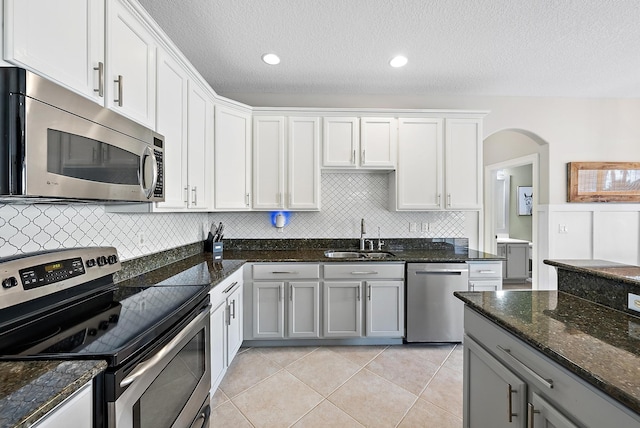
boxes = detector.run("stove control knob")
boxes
[88,328,98,336]
[97,256,107,267]
[99,320,109,330]
[86,259,96,268]
[107,255,118,265]
[109,314,120,324]
[2,277,17,289]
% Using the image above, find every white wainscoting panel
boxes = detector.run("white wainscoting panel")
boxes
[593,211,640,265]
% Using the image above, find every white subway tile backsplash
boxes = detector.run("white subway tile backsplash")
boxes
[0,173,465,261]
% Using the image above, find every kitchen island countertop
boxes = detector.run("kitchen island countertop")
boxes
[455,289,640,415]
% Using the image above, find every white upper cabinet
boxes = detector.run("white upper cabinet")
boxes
[253,116,320,211]
[444,118,483,209]
[214,105,252,210]
[4,0,105,103]
[392,116,483,211]
[323,117,359,167]
[186,80,214,210]
[154,49,188,211]
[106,0,156,128]
[360,117,397,168]
[322,117,396,169]
[393,118,444,210]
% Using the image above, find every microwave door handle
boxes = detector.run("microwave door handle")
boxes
[139,146,158,199]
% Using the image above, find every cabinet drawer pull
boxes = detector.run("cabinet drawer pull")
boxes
[367,283,371,300]
[352,149,356,164]
[192,186,197,206]
[223,281,238,294]
[508,384,517,422]
[183,186,189,203]
[114,74,123,106]
[447,193,451,207]
[527,403,540,428]
[231,299,236,319]
[93,62,104,97]
[498,346,554,389]
[271,271,299,274]
[350,271,378,275]
[477,270,496,274]
[290,284,293,301]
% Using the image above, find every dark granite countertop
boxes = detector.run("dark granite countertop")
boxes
[545,259,640,288]
[455,290,640,415]
[0,360,107,428]
[221,248,502,263]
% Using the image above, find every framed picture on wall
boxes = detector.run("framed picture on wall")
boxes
[517,186,533,216]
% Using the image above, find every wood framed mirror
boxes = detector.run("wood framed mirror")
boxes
[567,162,640,202]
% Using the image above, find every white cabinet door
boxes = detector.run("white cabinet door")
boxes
[106,0,156,127]
[360,117,397,168]
[214,105,252,210]
[288,117,321,210]
[464,336,527,428]
[530,392,579,428]
[497,244,508,278]
[445,118,482,209]
[469,280,501,291]
[288,281,320,338]
[154,49,188,210]
[33,382,92,428]
[252,282,284,339]
[323,281,362,338]
[4,0,105,103]
[394,118,444,210]
[365,281,404,337]
[210,300,227,390]
[253,116,285,210]
[323,117,359,167]
[226,283,243,361]
[186,81,213,210]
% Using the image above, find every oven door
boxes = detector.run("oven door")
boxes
[109,304,211,428]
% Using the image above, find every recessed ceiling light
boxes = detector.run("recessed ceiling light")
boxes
[389,55,408,68]
[262,53,280,65]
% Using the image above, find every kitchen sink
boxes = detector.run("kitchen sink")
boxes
[323,250,395,259]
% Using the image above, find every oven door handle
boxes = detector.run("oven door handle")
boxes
[120,304,211,388]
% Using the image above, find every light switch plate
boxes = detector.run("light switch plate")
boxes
[628,293,640,313]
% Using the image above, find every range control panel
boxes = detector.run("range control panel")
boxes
[0,247,120,310]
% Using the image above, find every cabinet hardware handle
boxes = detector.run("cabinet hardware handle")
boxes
[527,403,540,428]
[222,281,238,294]
[231,299,236,319]
[226,304,231,325]
[362,150,366,164]
[350,271,378,275]
[183,186,188,203]
[245,193,250,206]
[271,271,299,274]
[279,284,283,301]
[192,186,197,206]
[356,286,360,301]
[437,194,441,205]
[290,284,293,301]
[478,270,496,274]
[367,283,371,300]
[114,75,123,106]
[447,193,451,207]
[508,384,517,422]
[352,149,356,164]
[498,346,554,389]
[93,62,104,97]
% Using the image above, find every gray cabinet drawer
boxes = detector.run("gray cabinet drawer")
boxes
[467,261,502,279]
[252,263,320,279]
[324,263,404,279]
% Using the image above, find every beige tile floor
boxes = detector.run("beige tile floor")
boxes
[211,344,463,428]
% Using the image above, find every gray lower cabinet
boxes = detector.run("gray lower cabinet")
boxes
[323,281,362,337]
[464,307,640,428]
[34,382,92,428]
[365,281,404,337]
[252,281,285,338]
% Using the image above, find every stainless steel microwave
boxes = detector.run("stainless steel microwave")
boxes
[0,68,164,203]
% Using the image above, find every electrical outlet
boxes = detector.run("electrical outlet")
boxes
[137,232,146,247]
[558,224,568,233]
[409,222,417,232]
[421,222,429,232]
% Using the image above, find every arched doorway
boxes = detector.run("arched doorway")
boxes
[483,129,550,289]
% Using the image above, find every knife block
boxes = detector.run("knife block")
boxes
[204,232,214,253]
[212,242,223,260]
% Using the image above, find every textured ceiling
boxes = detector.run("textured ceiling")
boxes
[137,0,640,98]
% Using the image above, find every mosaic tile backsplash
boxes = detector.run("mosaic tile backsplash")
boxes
[0,173,465,260]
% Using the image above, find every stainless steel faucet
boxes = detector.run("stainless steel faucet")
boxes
[359,218,366,250]
[377,226,385,251]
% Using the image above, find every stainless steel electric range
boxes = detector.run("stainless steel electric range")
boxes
[0,247,211,428]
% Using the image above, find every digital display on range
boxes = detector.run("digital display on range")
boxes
[19,257,85,290]
[44,263,63,273]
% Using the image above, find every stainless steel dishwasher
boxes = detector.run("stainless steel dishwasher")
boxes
[406,263,469,342]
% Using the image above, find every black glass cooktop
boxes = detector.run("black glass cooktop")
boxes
[0,283,209,366]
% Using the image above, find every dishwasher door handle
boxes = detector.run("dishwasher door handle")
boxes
[414,270,466,275]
